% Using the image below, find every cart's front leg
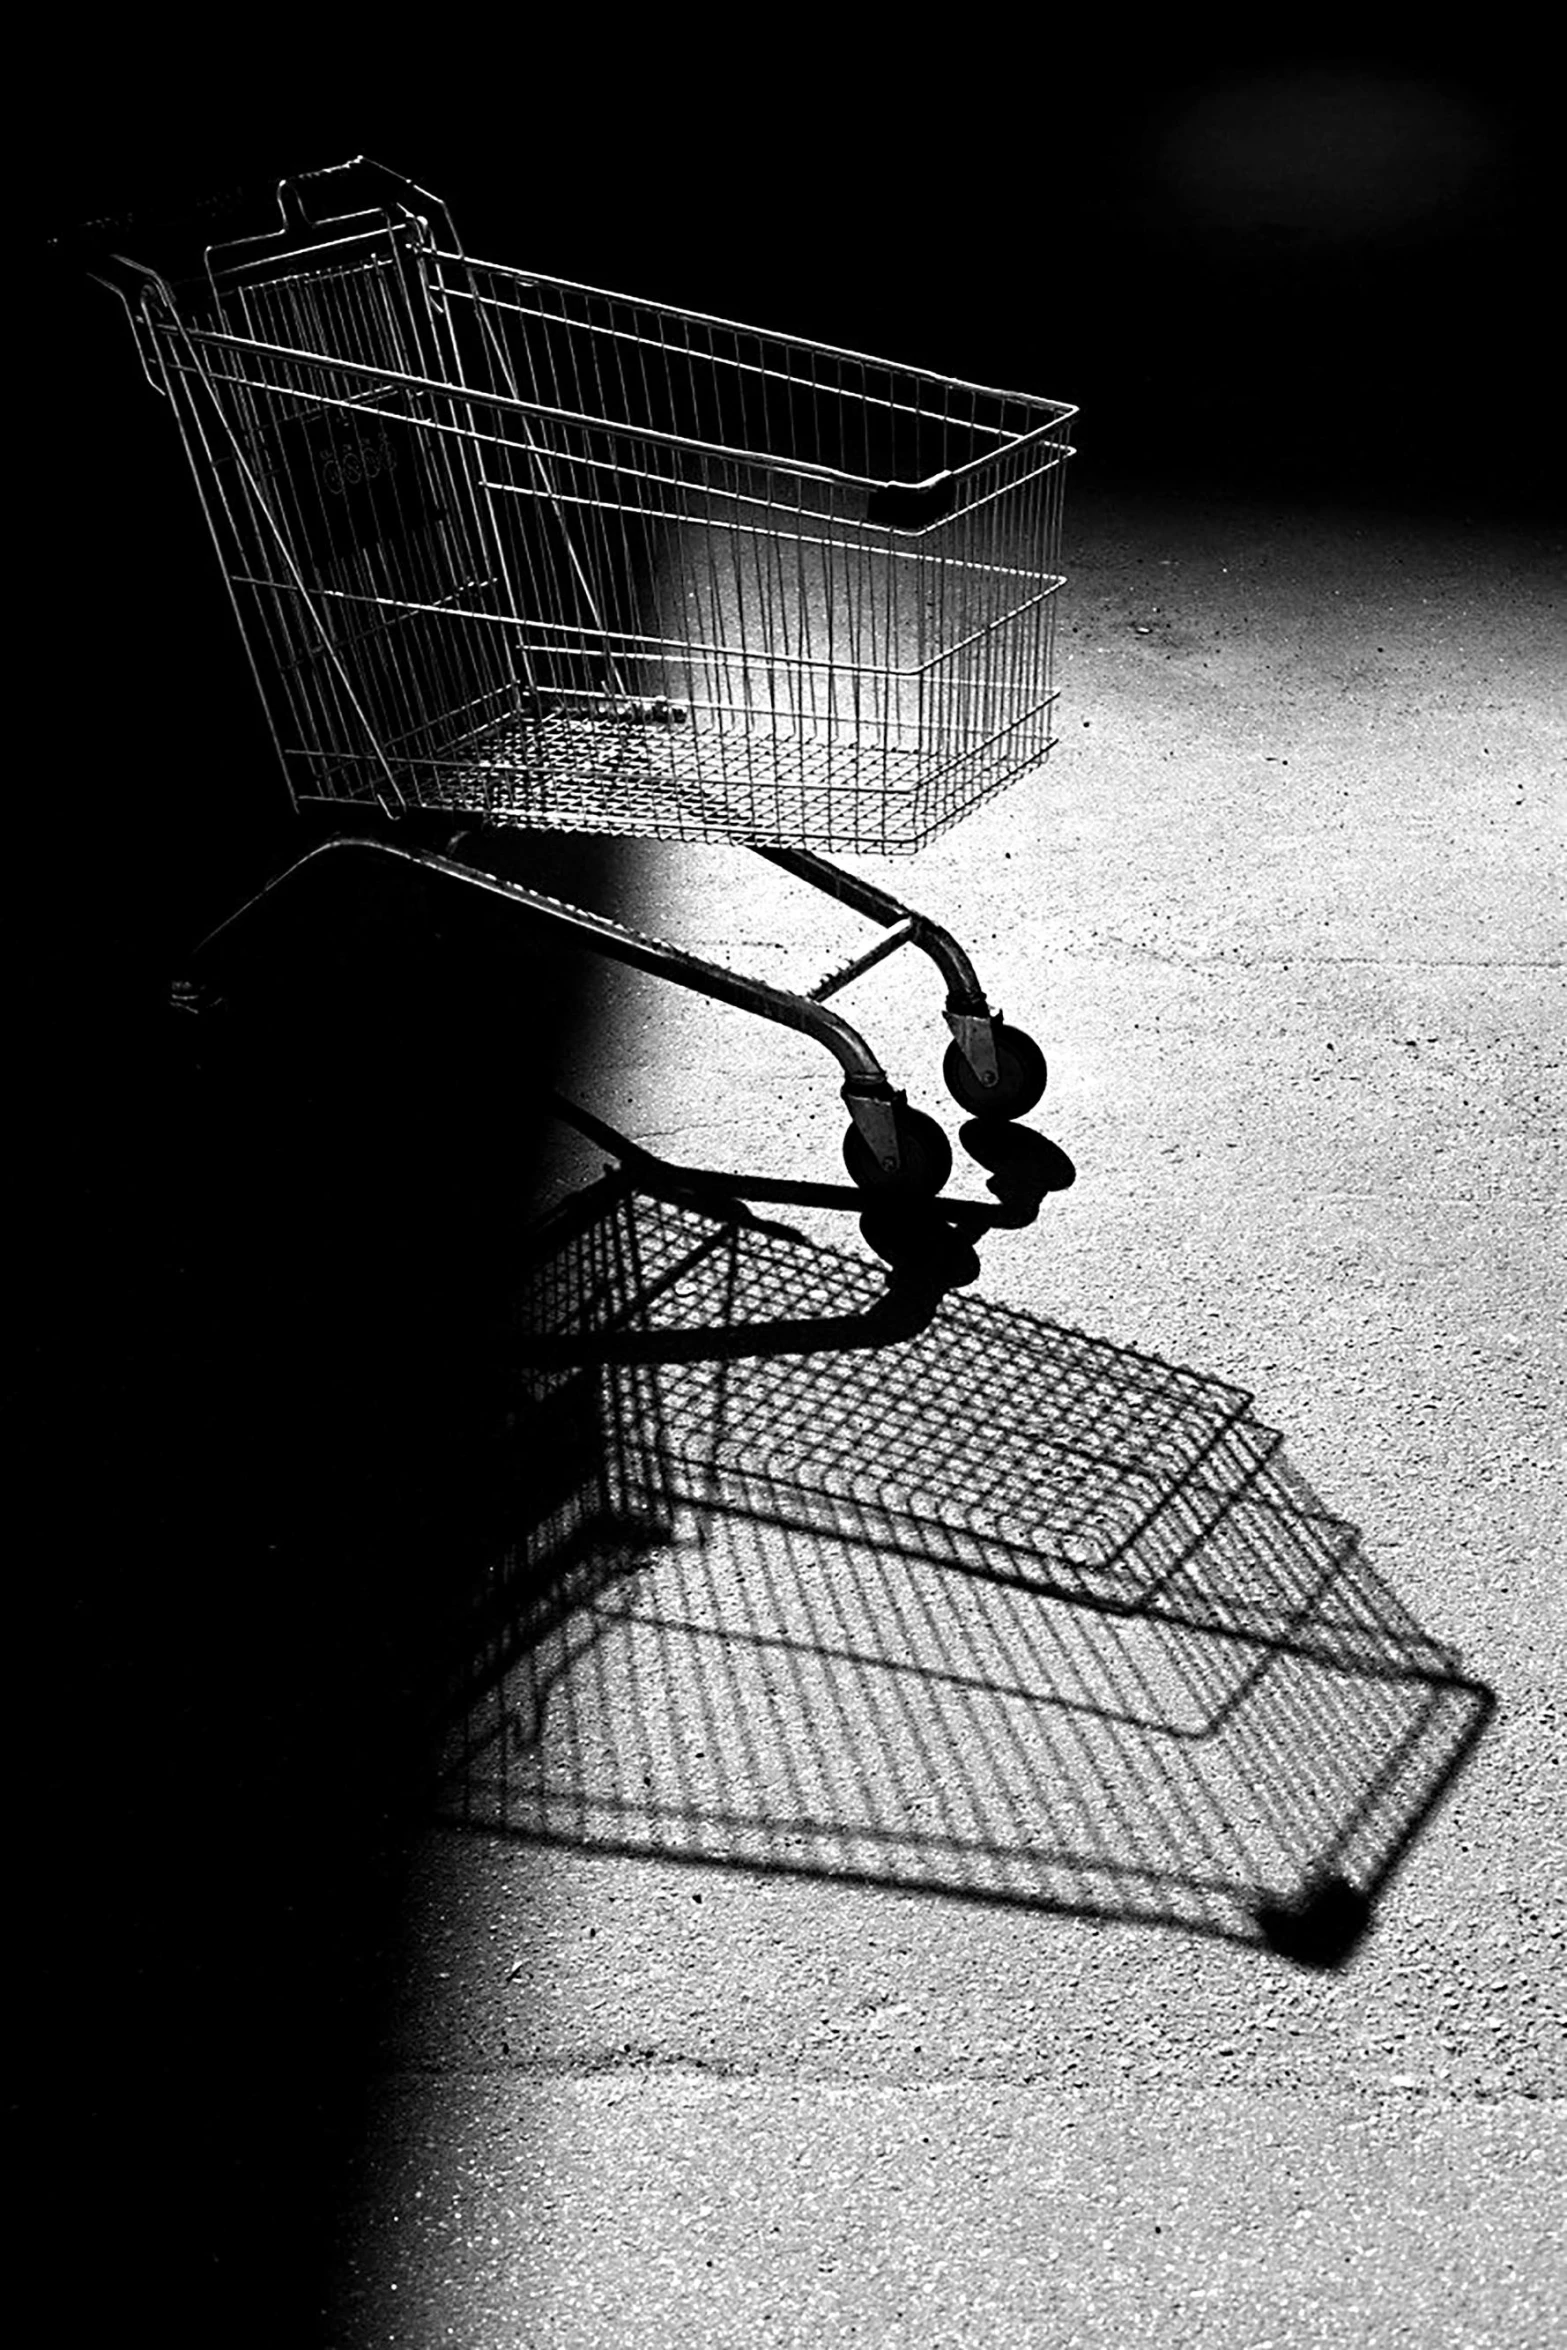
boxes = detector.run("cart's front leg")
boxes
[751,844,1048,1123]
[178,834,955,1194]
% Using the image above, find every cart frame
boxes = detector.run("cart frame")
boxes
[89,158,1078,1187]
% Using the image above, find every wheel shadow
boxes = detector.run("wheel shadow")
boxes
[437,1149,1494,1970]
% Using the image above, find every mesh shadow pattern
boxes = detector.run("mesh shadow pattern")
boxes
[438,1180,1490,1957]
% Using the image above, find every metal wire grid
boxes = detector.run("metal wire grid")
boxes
[439,1182,1487,1939]
[145,211,1073,848]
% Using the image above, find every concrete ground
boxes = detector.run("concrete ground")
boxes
[287,481,1562,2343]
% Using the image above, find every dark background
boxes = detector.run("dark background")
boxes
[21,34,1554,2346]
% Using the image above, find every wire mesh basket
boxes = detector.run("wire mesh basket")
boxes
[130,166,1076,851]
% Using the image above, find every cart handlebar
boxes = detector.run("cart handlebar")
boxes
[57,156,455,292]
[270,157,436,231]
[60,156,456,389]
[201,157,460,286]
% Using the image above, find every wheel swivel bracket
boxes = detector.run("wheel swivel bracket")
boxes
[944,1004,1000,1088]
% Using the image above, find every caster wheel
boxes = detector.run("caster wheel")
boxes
[942,1022,1047,1121]
[842,1104,953,1195]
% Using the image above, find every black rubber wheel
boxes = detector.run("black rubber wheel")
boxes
[842,1104,953,1195]
[942,1023,1047,1121]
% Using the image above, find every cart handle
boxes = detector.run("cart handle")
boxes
[65,156,451,380]
[60,157,437,273]
[203,157,461,282]
[275,158,430,230]
[267,157,453,241]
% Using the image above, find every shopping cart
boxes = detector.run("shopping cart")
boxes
[88,157,1076,1191]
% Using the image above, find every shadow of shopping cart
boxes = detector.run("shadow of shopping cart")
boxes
[437,1171,1493,1969]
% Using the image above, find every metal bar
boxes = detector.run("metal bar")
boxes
[187,836,894,1088]
[476,462,1072,565]
[228,567,1062,676]
[165,320,1073,502]
[448,279,1033,441]
[749,844,990,1008]
[808,918,919,1002]
[751,842,926,924]
[445,248,1080,421]
[165,324,915,492]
